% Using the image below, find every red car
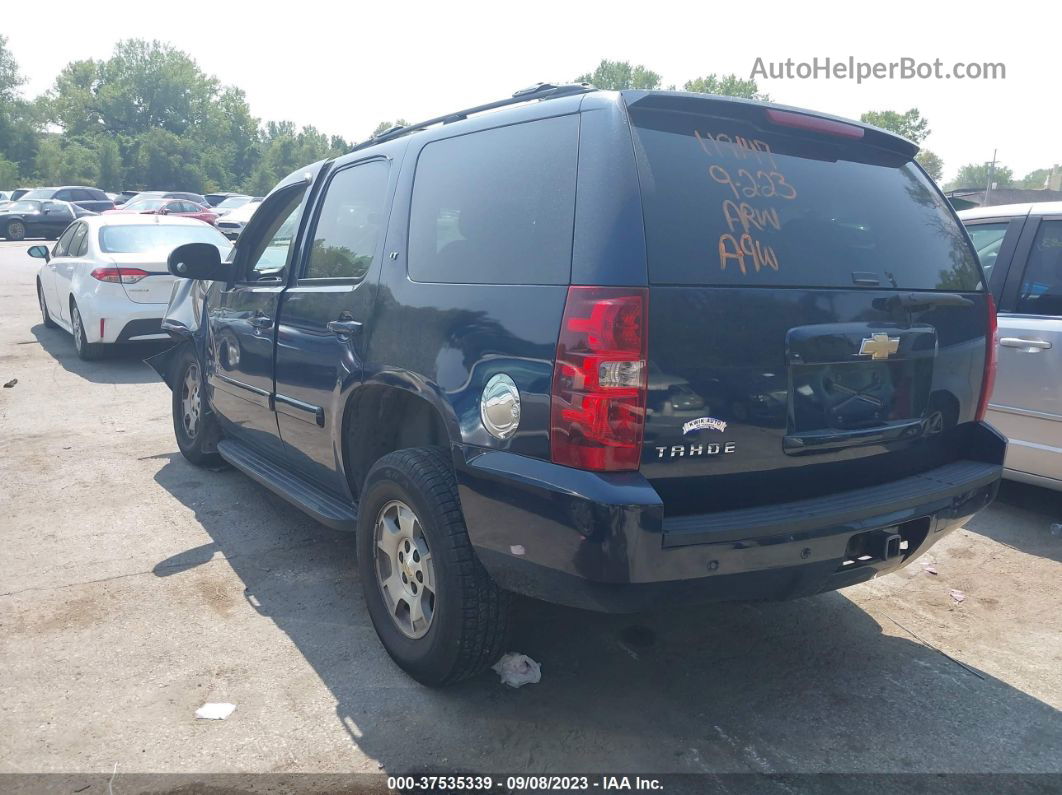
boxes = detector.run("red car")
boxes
[105,198,218,225]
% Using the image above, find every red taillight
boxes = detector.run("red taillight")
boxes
[550,287,648,472]
[765,108,865,140]
[976,293,999,422]
[90,267,149,284]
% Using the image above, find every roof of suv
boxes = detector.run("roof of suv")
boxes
[353,83,918,159]
[958,201,1062,220]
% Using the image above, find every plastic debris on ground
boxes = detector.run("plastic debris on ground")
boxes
[3,378,16,388]
[949,589,966,603]
[492,653,542,688]
[922,564,938,575]
[195,702,236,720]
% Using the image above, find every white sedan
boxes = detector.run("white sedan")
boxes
[28,214,230,360]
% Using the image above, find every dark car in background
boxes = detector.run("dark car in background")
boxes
[152,85,1004,686]
[0,199,96,240]
[19,186,114,213]
[204,192,248,208]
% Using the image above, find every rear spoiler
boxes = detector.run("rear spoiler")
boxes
[621,90,919,159]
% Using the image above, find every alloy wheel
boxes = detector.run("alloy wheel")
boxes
[373,500,437,639]
[72,305,83,353]
[181,363,202,439]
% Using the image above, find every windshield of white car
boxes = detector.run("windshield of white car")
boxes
[99,224,231,256]
[216,196,251,209]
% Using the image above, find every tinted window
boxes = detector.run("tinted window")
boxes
[630,109,983,291]
[305,160,390,280]
[1015,221,1062,316]
[53,189,74,201]
[20,190,54,201]
[965,222,1008,280]
[53,223,78,257]
[8,200,39,212]
[241,188,305,281]
[69,223,89,257]
[99,224,230,255]
[408,115,578,285]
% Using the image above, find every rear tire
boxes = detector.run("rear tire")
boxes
[70,301,104,360]
[172,346,223,467]
[37,280,57,329]
[5,220,26,241]
[357,447,511,686]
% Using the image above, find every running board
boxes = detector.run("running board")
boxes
[217,438,357,531]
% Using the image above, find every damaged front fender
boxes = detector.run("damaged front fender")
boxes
[145,278,213,390]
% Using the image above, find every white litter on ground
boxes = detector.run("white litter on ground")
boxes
[949,589,967,603]
[195,702,236,720]
[492,653,542,688]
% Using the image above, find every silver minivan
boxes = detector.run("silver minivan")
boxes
[960,201,1062,490]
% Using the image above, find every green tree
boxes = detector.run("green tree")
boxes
[945,162,1015,191]
[0,34,41,181]
[0,158,19,186]
[859,109,930,144]
[1019,167,1056,189]
[576,59,661,90]
[373,119,411,137]
[683,74,769,101]
[916,149,944,182]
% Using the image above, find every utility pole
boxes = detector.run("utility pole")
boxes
[984,149,998,206]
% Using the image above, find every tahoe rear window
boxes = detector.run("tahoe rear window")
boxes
[408,114,578,285]
[629,108,983,291]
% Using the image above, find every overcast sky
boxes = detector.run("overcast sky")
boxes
[5,0,1059,184]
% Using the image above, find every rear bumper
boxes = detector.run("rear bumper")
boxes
[455,423,1005,612]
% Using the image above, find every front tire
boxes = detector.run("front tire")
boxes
[70,301,104,360]
[172,347,223,467]
[6,220,26,241]
[37,280,57,329]
[357,447,511,686]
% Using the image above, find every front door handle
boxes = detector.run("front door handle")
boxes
[999,337,1052,352]
[249,312,273,330]
[327,319,362,337]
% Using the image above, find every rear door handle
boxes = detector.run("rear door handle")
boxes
[327,319,362,337]
[999,337,1052,351]
[249,312,273,330]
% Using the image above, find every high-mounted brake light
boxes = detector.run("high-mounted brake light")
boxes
[90,267,149,284]
[765,108,865,140]
[550,287,648,472]
[976,294,998,422]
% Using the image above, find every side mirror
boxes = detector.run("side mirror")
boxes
[27,245,50,262]
[168,243,232,281]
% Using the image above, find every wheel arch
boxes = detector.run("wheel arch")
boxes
[341,376,459,501]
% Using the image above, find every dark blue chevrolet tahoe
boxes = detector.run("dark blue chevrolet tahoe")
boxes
[152,84,1005,685]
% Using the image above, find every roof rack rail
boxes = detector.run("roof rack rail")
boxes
[358,82,595,151]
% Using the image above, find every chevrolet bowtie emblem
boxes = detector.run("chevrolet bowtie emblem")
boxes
[859,333,900,360]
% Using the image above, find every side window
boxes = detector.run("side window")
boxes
[72,189,93,202]
[407,114,579,285]
[53,189,73,201]
[1015,221,1062,316]
[304,160,390,281]
[965,222,1008,281]
[68,224,88,257]
[239,187,306,282]
[53,224,78,257]
[183,202,202,213]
